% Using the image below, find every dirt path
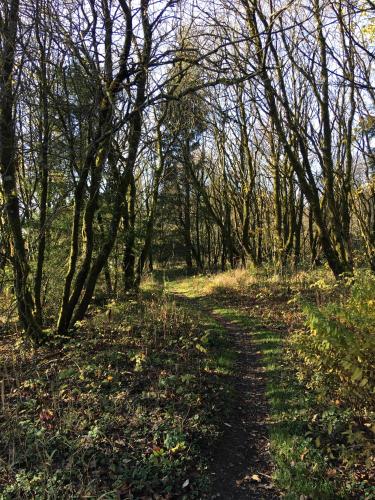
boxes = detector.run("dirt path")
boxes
[207,309,278,499]
[173,293,279,499]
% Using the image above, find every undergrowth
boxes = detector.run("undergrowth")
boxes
[1,267,374,499]
[166,267,375,498]
[0,292,231,499]
[289,270,375,497]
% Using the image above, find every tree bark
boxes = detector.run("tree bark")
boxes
[0,0,42,341]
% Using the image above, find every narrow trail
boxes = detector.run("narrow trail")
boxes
[208,309,278,499]
[171,292,279,499]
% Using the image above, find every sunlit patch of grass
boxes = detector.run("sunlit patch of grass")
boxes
[204,269,257,295]
[163,274,208,299]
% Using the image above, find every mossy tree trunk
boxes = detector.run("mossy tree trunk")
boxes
[0,0,43,342]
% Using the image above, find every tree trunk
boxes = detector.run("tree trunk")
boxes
[0,0,42,342]
[34,18,50,324]
[136,120,165,284]
[123,172,136,291]
[183,174,193,271]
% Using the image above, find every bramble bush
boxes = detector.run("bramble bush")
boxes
[291,270,375,469]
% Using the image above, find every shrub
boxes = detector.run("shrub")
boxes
[291,270,375,467]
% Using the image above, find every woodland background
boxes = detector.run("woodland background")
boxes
[0,0,374,498]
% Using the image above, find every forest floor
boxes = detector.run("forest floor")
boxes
[162,270,374,500]
[0,269,374,499]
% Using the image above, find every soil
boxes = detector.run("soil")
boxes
[207,309,278,499]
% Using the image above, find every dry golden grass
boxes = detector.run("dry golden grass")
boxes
[205,269,257,295]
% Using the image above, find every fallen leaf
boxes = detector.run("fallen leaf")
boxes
[182,479,189,488]
[39,409,54,423]
[326,468,337,478]
[250,474,261,483]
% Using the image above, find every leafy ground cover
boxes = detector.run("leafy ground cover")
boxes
[1,267,374,499]
[0,291,233,499]
[164,268,375,499]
